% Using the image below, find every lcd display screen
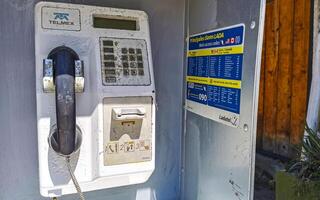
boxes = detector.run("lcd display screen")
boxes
[93,17,137,31]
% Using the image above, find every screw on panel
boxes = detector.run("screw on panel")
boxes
[250,21,256,29]
[243,124,249,132]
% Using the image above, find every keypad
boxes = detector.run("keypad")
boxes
[100,38,149,85]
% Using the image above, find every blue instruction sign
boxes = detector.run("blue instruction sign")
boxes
[186,24,245,127]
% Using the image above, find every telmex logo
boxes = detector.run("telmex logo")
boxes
[49,12,74,26]
[53,12,69,21]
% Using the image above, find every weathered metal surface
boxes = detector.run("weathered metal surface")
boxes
[182,0,265,199]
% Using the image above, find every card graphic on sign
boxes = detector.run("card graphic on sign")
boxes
[186,24,245,128]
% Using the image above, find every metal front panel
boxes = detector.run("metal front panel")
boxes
[183,0,265,200]
[103,96,153,166]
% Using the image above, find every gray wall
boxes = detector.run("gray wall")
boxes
[0,0,185,199]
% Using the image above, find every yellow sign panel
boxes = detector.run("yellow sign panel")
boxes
[187,76,241,89]
[188,45,244,57]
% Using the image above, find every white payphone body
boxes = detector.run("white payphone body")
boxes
[35,2,155,197]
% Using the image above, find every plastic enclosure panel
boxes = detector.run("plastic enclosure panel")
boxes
[35,2,155,197]
[183,0,265,200]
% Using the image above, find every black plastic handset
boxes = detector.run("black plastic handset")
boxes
[48,46,79,156]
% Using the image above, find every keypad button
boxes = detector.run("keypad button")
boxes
[103,40,113,46]
[130,62,136,68]
[129,55,136,61]
[105,69,116,75]
[129,48,135,54]
[121,48,128,54]
[136,49,142,54]
[104,48,114,53]
[123,69,129,76]
[105,62,115,68]
[131,70,137,76]
[137,56,143,62]
[104,55,115,61]
[138,69,144,76]
[105,76,116,83]
[121,55,128,61]
[137,62,144,68]
[123,62,129,68]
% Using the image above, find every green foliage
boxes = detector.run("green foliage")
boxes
[286,124,320,198]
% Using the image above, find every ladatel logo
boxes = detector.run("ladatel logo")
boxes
[49,12,74,26]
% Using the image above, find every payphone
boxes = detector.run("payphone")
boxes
[35,2,155,198]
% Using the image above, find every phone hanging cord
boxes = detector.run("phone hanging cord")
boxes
[66,157,86,200]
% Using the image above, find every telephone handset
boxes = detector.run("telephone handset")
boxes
[48,46,79,156]
[46,46,85,199]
